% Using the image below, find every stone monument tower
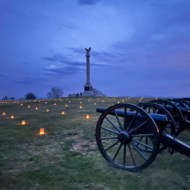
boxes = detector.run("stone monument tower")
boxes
[83,47,93,96]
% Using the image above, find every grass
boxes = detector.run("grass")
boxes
[0,97,190,190]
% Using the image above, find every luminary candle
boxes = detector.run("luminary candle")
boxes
[86,114,90,119]
[39,128,45,135]
[10,115,15,119]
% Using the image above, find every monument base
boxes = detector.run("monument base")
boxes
[83,90,94,96]
[84,83,93,91]
[84,86,92,91]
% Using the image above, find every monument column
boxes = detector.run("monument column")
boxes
[84,47,93,92]
[86,48,91,85]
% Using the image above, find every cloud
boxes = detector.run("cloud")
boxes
[43,53,85,76]
[45,65,82,76]
[78,0,101,6]
[47,65,60,70]
[41,57,58,62]
[67,47,85,55]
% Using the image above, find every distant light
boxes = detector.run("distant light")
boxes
[80,105,83,109]
[2,112,6,116]
[27,105,31,108]
[54,103,57,106]
[39,128,45,135]
[35,107,39,110]
[21,120,27,125]
[86,114,90,119]
[10,115,15,119]
[46,109,50,112]
[65,104,68,107]
[61,111,65,115]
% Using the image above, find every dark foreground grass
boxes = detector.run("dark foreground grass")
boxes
[0,97,190,190]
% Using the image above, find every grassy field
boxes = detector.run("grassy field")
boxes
[0,97,190,190]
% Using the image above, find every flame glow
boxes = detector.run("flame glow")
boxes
[39,128,45,135]
[86,114,90,119]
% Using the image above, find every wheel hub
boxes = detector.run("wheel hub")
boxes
[118,131,131,144]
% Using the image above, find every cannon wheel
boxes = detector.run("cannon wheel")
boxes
[169,98,190,122]
[138,102,177,152]
[183,98,190,107]
[169,98,190,110]
[138,102,176,135]
[151,99,183,135]
[96,103,159,172]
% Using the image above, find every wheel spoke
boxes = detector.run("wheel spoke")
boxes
[113,143,123,161]
[105,116,121,132]
[128,111,138,131]
[123,143,127,166]
[129,121,148,134]
[145,136,148,151]
[130,133,154,137]
[128,144,136,166]
[114,110,123,130]
[132,139,153,150]
[133,136,143,148]
[102,127,119,135]
[104,140,120,152]
[131,142,147,160]
[172,114,179,118]
[101,136,118,140]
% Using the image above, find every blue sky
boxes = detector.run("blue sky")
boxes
[1,0,190,98]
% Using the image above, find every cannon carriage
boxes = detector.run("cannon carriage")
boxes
[95,98,190,172]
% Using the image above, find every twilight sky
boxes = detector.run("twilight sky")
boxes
[1,0,190,99]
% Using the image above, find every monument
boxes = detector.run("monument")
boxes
[69,47,106,97]
[83,47,93,96]
[79,47,106,97]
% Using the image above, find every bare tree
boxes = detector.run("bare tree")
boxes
[47,87,63,98]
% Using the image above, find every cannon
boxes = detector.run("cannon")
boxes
[151,99,190,135]
[95,99,190,172]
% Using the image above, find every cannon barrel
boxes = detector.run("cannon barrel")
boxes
[96,107,168,123]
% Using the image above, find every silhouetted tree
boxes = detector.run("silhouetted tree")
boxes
[2,96,9,100]
[25,92,37,100]
[47,87,63,98]
[2,96,15,100]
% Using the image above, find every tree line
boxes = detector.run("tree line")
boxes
[2,87,63,100]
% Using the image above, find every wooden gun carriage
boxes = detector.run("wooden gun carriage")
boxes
[95,98,190,172]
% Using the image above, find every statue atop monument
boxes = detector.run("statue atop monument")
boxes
[85,47,91,55]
